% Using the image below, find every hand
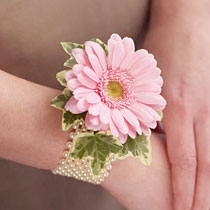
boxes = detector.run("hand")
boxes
[143,1,210,209]
[102,134,172,210]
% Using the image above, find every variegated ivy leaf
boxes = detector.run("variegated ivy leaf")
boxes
[56,70,68,87]
[61,42,85,68]
[90,38,108,56]
[119,130,152,166]
[63,58,77,68]
[157,111,163,121]
[62,111,86,131]
[71,132,122,175]
[61,42,85,56]
[50,88,72,111]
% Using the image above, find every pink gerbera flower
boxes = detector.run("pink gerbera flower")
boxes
[65,33,166,143]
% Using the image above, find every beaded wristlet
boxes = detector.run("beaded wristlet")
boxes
[50,33,166,184]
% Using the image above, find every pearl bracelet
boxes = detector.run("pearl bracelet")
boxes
[51,119,116,184]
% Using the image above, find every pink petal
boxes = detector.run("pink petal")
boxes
[129,56,156,78]
[118,132,128,144]
[72,64,84,75]
[121,49,148,71]
[99,104,111,124]
[83,66,99,82]
[125,120,137,139]
[111,109,128,134]
[111,41,126,69]
[85,113,93,129]
[85,41,107,71]
[65,71,76,81]
[120,52,133,71]
[77,72,97,89]
[109,118,119,137]
[88,102,103,116]
[72,48,90,66]
[108,34,122,68]
[136,126,142,135]
[146,103,166,111]
[147,120,157,129]
[129,103,153,123]
[140,123,149,136]
[86,92,101,103]
[85,113,102,131]
[89,114,100,126]
[77,97,89,112]
[136,93,166,106]
[110,33,121,41]
[122,37,135,54]
[135,103,161,121]
[135,84,161,94]
[133,68,160,84]
[87,53,103,78]
[67,78,82,91]
[65,96,81,114]
[73,87,93,100]
[100,123,109,131]
[120,108,139,129]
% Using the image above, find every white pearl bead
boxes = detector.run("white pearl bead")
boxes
[76,131,81,135]
[70,164,74,168]
[79,121,84,126]
[63,152,68,158]
[73,125,78,129]
[67,142,72,148]
[69,133,75,139]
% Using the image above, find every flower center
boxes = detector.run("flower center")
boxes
[96,69,136,109]
[107,81,124,99]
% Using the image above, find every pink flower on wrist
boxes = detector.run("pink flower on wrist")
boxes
[64,33,166,143]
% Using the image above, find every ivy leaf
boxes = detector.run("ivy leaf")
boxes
[56,70,68,87]
[62,111,86,131]
[61,42,85,68]
[90,38,108,56]
[50,88,72,111]
[71,132,122,175]
[120,130,152,166]
[64,58,77,68]
[157,111,163,121]
[61,42,85,56]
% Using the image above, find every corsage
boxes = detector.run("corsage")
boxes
[51,33,166,184]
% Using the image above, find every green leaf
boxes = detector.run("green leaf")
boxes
[50,88,72,111]
[120,130,152,165]
[157,111,163,121]
[61,42,85,68]
[61,42,85,56]
[64,58,77,68]
[90,38,108,56]
[62,111,86,131]
[71,132,122,175]
[56,70,68,87]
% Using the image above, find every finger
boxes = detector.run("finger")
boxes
[192,118,210,210]
[164,114,196,210]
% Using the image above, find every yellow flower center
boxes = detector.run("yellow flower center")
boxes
[107,81,124,99]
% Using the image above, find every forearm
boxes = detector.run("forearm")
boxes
[0,70,172,209]
[0,69,68,169]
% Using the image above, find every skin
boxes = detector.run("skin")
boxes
[143,0,210,209]
[0,70,172,210]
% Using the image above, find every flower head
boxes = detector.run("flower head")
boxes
[65,33,166,143]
